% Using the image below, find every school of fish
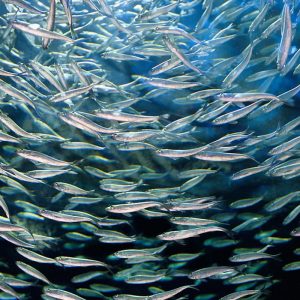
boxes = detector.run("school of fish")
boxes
[0,0,299,299]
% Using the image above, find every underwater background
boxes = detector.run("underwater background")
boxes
[0,0,299,299]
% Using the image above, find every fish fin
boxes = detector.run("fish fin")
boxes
[70,26,77,40]
[283,98,295,107]
[271,253,282,261]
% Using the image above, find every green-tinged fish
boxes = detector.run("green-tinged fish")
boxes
[283,261,300,271]
[230,197,264,209]
[71,271,104,283]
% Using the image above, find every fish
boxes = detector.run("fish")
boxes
[282,204,300,225]
[231,165,270,180]
[0,1,298,299]
[125,273,165,284]
[16,247,56,264]
[163,35,205,75]
[0,113,39,139]
[30,61,64,92]
[283,261,300,271]
[277,4,292,70]
[0,221,28,233]
[155,26,201,43]
[16,261,51,284]
[106,202,161,214]
[264,191,300,212]
[17,150,71,167]
[11,21,74,43]
[194,151,255,162]
[219,289,260,300]
[226,273,270,284]
[189,266,237,280]
[170,217,220,226]
[113,285,194,300]
[0,79,37,109]
[222,43,255,88]
[217,92,282,103]
[0,281,21,299]
[0,195,10,219]
[55,256,108,268]
[49,82,100,103]
[71,271,104,283]
[149,285,195,300]
[158,226,230,241]
[269,136,300,155]
[4,0,45,13]
[229,196,264,209]
[53,182,94,195]
[212,101,263,125]
[114,245,166,258]
[43,288,85,300]
[249,2,270,34]
[229,252,280,263]
[42,0,56,49]
[39,209,94,223]
[95,110,159,123]
[145,78,203,89]
[138,2,179,21]
[0,130,22,143]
